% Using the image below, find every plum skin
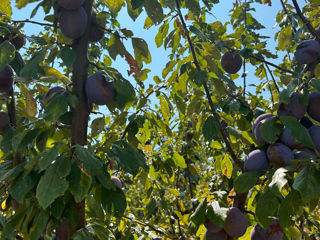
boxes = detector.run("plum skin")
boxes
[223,207,247,238]
[205,229,227,240]
[204,219,223,233]
[57,0,85,10]
[252,113,275,144]
[244,149,269,171]
[0,112,10,134]
[280,127,302,149]
[111,176,122,189]
[307,92,320,122]
[4,33,25,50]
[294,40,320,64]
[277,92,307,120]
[89,14,105,42]
[250,224,267,240]
[266,219,284,240]
[85,72,115,105]
[0,65,14,92]
[58,7,88,40]
[308,126,320,152]
[267,143,294,167]
[44,86,66,104]
[221,51,242,74]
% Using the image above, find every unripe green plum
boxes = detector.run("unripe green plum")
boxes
[252,113,275,144]
[57,0,85,10]
[308,126,320,152]
[205,229,227,240]
[250,224,267,240]
[220,51,242,74]
[277,92,307,120]
[267,143,294,167]
[58,7,88,39]
[294,40,320,64]
[280,127,302,149]
[0,112,10,134]
[204,219,223,233]
[0,65,14,92]
[111,176,122,189]
[244,149,269,171]
[307,92,320,122]
[223,207,247,238]
[85,72,115,105]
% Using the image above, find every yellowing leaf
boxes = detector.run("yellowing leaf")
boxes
[168,188,180,196]
[159,95,170,122]
[26,91,37,117]
[42,66,71,84]
[172,152,187,168]
[221,154,233,179]
[278,25,292,51]
[104,0,124,13]
[0,0,12,17]
[314,63,320,79]
[1,199,6,210]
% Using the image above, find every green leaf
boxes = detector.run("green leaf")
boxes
[36,157,71,209]
[60,46,76,68]
[29,210,49,240]
[9,171,38,203]
[185,0,200,16]
[1,210,25,239]
[105,0,124,13]
[293,164,320,202]
[0,40,15,71]
[190,198,207,228]
[234,171,261,194]
[0,0,12,17]
[107,35,126,60]
[75,145,103,172]
[44,95,68,122]
[256,189,280,228]
[278,25,292,51]
[269,168,288,197]
[189,26,206,40]
[68,164,92,203]
[259,116,282,143]
[131,0,145,9]
[193,70,208,87]
[111,140,148,176]
[280,116,316,150]
[206,201,228,228]
[10,51,25,75]
[143,0,163,25]
[172,152,187,168]
[132,37,151,64]
[202,116,220,141]
[94,165,114,190]
[38,147,59,171]
[278,190,302,227]
[100,185,127,218]
[17,128,41,152]
[0,162,25,182]
[91,117,105,138]
[20,49,46,78]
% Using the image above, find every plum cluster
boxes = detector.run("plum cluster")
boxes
[220,51,243,74]
[250,219,284,240]
[57,0,105,41]
[0,30,25,50]
[245,91,320,171]
[204,207,247,239]
[85,72,115,105]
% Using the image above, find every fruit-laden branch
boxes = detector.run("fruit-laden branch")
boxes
[292,0,320,41]
[174,0,244,171]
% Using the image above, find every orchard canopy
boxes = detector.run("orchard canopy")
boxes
[1,0,320,239]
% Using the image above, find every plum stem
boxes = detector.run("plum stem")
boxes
[174,0,244,171]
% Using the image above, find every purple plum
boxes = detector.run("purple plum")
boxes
[280,127,302,149]
[307,92,320,122]
[221,51,242,74]
[85,72,115,105]
[205,229,228,240]
[294,40,320,64]
[266,219,284,240]
[57,0,85,10]
[250,224,268,240]
[44,86,66,105]
[267,143,294,167]
[0,112,10,134]
[204,219,223,233]
[308,125,320,152]
[224,207,247,238]
[4,33,25,50]
[0,65,14,92]
[300,116,314,129]
[252,113,275,144]
[277,92,307,120]
[111,176,122,189]
[244,149,269,171]
[294,148,316,159]
[89,14,105,42]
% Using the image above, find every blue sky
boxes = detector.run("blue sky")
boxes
[11,1,290,97]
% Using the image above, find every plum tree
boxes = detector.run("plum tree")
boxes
[58,7,88,40]
[252,113,275,144]
[0,112,9,134]
[300,116,314,129]
[244,149,269,171]
[308,126,320,152]
[111,176,122,189]
[250,224,267,240]
[280,127,302,149]
[223,207,247,238]
[277,92,307,120]
[57,0,85,10]
[294,39,320,64]
[267,143,294,167]
[220,51,242,74]
[204,219,223,233]
[307,92,320,122]
[0,65,14,92]
[85,72,115,105]
[205,229,227,240]
[44,86,66,104]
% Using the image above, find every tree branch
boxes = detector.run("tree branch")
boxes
[11,19,53,27]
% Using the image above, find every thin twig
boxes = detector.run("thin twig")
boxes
[292,0,320,41]
[250,55,294,74]
[243,0,247,96]
[280,0,297,33]
[265,64,280,93]
[175,0,243,170]
[11,19,53,27]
